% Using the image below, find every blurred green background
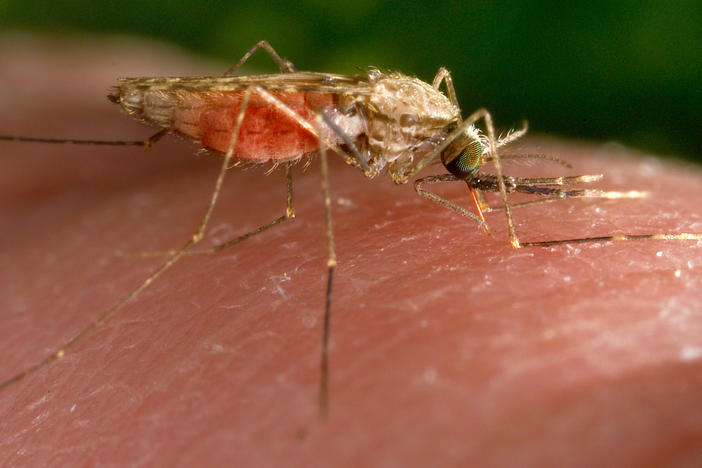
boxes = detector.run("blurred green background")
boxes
[1,0,700,161]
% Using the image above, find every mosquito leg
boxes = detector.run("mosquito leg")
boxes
[521,233,702,247]
[0,237,190,390]
[318,134,336,419]
[479,109,520,248]
[223,40,297,75]
[196,163,295,252]
[172,88,255,248]
[121,84,356,258]
[0,128,168,147]
[431,68,526,154]
[431,67,460,112]
[0,89,255,391]
[124,165,296,258]
[414,174,490,233]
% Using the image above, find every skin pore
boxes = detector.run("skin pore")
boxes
[2,36,702,466]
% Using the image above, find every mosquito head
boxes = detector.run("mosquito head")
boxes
[441,137,484,179]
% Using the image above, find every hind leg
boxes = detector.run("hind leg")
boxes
[223,40,297,75]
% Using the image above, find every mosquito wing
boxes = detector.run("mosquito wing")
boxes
[110,72,373,162]
[114,72,373,94]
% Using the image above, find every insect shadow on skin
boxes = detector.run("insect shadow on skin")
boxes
[1,40,702,419]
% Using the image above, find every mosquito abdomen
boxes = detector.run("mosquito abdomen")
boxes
[112,81,341,162]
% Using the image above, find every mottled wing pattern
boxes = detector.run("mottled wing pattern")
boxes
[115,72,373,94]
[113,72,373,161]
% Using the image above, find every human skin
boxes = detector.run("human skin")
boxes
[2,37,702,467]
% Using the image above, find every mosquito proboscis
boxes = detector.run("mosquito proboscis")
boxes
[2,40,702,418]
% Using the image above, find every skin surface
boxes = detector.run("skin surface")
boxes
[2,36,702,467]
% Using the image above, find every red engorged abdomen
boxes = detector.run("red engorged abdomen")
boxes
[172,91,336,162]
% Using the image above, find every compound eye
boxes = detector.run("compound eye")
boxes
[444,140,483,178]
[461,140,483,170]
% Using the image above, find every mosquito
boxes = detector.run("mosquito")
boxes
[2,41,701,418]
